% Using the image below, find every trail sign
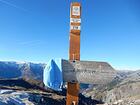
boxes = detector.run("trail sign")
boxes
[72,6,80,16]
[70,25,81,31]
[70,18,81,23]
[66,2,117,105]
[62,60,116,84]
[70,2,81,34]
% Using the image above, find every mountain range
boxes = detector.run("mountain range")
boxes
[0,61,140,105]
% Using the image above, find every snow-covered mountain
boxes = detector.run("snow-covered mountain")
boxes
[0,61,46,86]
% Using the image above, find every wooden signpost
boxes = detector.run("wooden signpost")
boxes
[65,2,117,105]
[0,2,117,105]
[66,2,81,105]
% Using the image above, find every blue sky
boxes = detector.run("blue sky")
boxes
[0,0,140,70]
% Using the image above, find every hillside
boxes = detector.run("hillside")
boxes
[83,70,140,105]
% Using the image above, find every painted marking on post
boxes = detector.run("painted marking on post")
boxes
[70,26,81,31]
[70,18,81,23]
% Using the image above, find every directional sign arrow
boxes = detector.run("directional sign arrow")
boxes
[62,60,117,84]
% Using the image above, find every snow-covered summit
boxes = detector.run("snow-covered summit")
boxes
[0,61,45,81]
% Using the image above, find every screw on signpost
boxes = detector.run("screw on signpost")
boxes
[72,101,76,105]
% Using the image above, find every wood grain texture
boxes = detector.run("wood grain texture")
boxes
[67,2,81,105]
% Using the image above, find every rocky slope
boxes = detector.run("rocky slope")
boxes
[0,88,104,105]
[83,70,140,105]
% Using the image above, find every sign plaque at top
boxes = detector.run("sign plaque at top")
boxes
[72,6,80,16]
[71,3,81,18]
[70,3,81,33]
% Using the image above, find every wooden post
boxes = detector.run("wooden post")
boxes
[66,2,81,105]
